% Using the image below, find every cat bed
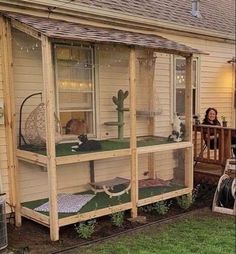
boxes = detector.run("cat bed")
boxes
[34,193,95,213]
[90,177,131,198]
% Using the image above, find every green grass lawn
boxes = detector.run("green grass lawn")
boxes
[69,211,235,254]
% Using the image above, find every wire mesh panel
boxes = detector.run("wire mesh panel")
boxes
[0,194,7,251]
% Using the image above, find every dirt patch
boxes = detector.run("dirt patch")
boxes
[7,184,216,254]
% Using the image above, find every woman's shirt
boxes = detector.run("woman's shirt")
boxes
[202,119,221,126]
[202,118,221,137]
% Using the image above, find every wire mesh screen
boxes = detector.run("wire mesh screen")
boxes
[0,194,8,250]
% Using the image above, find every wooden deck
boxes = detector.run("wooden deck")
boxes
[194,162,223,185]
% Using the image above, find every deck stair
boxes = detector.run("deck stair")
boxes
[194,163,223,185]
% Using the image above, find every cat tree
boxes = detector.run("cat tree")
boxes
[104,89,129,140]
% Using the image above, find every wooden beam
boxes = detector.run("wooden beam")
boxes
[41,35,58,241]
[129,47,138,218]
[184,55,193,190]
[185,55,193,141]
[138,187,192,207]
[11,19,41,40]
[184,147,193,189]
[137,141,192,154]
[147,50,156,179]
[56,149,131,165]
[16,149,47,166]
[0,16,20,225]
[59,203,132,227]
[21,206,50,227]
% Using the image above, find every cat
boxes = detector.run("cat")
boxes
[168,114,185,142]
[73,134,102,151]
[65,119,88,135]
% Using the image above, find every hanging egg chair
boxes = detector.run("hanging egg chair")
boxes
[24,102,63,147]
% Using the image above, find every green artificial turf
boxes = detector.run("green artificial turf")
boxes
[21,183,184,218]
[75,214,236,254]
[19,136,174,156]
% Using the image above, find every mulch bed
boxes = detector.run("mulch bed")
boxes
[7,183,217,254]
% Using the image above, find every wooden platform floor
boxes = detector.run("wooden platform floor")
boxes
[194,162,223,185]
[21,183,184,219]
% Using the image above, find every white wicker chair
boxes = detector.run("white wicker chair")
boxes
[24,103,63,147]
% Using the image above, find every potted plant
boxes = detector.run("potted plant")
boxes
[221,116,227,127]
[193,114,200,125]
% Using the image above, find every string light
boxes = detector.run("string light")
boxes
[13,37,40,53]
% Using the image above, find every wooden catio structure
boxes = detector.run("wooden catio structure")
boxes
[0,12,203,241]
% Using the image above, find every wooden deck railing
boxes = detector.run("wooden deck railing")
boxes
[193,124,235,166]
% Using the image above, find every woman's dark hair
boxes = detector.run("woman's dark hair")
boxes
[203,107,219,124]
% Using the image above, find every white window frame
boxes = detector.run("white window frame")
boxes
[54,43,97,138]
[172,56,200,118]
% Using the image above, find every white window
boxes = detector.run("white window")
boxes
[173,57,199,116]
[54,44,96,136]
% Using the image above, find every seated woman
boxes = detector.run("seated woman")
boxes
[202,107,236,156]
[202,107,221,149]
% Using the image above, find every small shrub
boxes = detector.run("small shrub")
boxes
[153,200,171,215]
[111,211,125,227]
[192,184,200,202]
[74,219,96,239]
[176,194,193,210]
[140,204,154,213]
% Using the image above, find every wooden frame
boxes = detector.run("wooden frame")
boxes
[0,16,19,223]
[3,17,194,241]
[42,35,59,241]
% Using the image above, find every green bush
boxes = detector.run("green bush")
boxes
[74,219,96,239]
[110,211,125,227]
[140,204,153,213]
[176,194,193,210]
[153,200,171,215]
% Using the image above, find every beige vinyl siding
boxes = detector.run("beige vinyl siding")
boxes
[154,52,172,137]
[12,29,43,143]
[98,45,130,139]
[159,33,235,126]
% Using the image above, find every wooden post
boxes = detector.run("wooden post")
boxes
[147,51,155,179]
[185,55,193,141]
[129,47,138,218]
[0,17,20,224]
[41,35,59,241]
[184,55,193,189]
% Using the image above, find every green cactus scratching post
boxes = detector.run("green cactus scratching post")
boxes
[104,89,129,140]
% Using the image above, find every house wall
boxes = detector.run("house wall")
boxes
[0,19,235,203]
[158,32,235,126]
